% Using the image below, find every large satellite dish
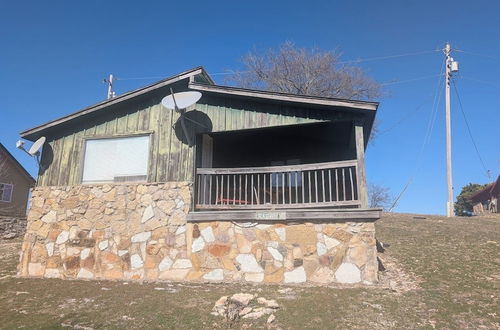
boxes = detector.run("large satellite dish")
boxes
[161,89,206,146]
[161,91,202,111]
[28,136,46,155]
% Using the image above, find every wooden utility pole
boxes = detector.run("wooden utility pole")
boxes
[444,43,458,217]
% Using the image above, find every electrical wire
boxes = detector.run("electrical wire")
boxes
[454,49,500,62]
[380,74,441,86]
[389,59,446,211]
[460,76,500,88]
[338,49,440,64]
[378,93,434,136]
[451,79,491,178]
[114,49,441,81]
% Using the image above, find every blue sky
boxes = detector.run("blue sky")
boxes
[1,0,498,215]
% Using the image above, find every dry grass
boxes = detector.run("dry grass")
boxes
[0,213,499,329]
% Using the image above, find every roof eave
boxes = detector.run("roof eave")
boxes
[20,66,211,140]
[188,82,379,111]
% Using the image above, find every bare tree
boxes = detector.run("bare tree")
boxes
[227,41,381,101]
[368,183,392,210]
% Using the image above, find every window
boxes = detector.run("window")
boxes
[82,135,150,184]
[0,183,13,202]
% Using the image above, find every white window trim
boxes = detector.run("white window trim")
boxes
[80,134,152,184]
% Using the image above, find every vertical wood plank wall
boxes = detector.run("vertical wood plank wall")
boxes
[37,94,358,187]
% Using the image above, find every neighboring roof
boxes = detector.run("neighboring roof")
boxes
[0,143,36,184]
[20,67,213,140]
[20,66,379,141]
[188,82,378,111]
[469,176,500,202]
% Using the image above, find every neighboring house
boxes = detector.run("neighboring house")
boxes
[470,176,499,215]
[18,67,381,285]
[0,143,35,217]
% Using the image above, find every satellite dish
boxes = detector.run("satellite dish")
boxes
[161,89,205,147]
[28,136,46,155]
[161,91,202,111]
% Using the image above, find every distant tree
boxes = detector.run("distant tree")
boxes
[455,183,488,216]
[368,183,392,210]
[227,41,381,101]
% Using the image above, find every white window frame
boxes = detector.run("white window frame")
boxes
[81,134,151,184]
[0,183,13,202]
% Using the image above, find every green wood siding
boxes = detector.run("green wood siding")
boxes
[37,91,358,187]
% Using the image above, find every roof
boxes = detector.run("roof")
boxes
[0,143,36,184]
[469,176,500,202]
[20,66,379,141]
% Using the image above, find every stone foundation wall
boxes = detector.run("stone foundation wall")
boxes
[0,216,27,239]
[18,183,377,285]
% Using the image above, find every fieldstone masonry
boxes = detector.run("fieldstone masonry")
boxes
[18,182,378,284]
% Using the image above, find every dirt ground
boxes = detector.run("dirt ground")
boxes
[0,213,498,329]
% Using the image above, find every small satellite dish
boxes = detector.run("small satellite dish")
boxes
[28,136,46,155]
[161,91,202,111]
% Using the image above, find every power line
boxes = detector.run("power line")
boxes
[378,94,434,136]
[451,79,491,178]
[454,49,500,62]
[115,49,441,81]
[389,59,446,211]
[460,76,500,88]
[380,74,441,86]
[338,49,440,64]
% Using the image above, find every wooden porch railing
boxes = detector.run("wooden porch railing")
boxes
[195,160,360,209]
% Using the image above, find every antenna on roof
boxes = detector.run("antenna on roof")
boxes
[161,89,202,146]
[103,74,115,99]
[16,136,46,165]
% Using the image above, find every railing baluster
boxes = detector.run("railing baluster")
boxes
[288,172,292,204]
[349,167,354,201]
[197,174,201,205]
[335,169,339,201]
[238,174,242,205]
[233,174,236,205]
[257,174,260,204]
[245,174,248,204]
[282,172,285,204]
[203,174,207,205]
[321,170,326,202]
[263,174,266,204]
[314,170,318,203]
[328,169,332,202]
[302,172,305,203]
[308,171,312,203]
[251,175,254,205]
[342,168,346,201]
[209,175,212,205]
[226,174,231,205]
[221,175,224,205]
[293,172,299,204]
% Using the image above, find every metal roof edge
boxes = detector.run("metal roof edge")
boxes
[20,66,211,140]
[188,82,379,111]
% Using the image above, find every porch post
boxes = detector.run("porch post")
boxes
[354,123,368,208]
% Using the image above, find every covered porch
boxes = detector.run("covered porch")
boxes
[191,120,369,214]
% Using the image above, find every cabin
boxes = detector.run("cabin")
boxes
[18,67,381,285]
[0,143,35,217]
[470,176,499,215]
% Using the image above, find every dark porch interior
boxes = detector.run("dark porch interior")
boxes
[198,121,356,168]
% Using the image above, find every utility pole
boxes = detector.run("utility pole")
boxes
[104,74,115,100]
[444,43,458,217]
